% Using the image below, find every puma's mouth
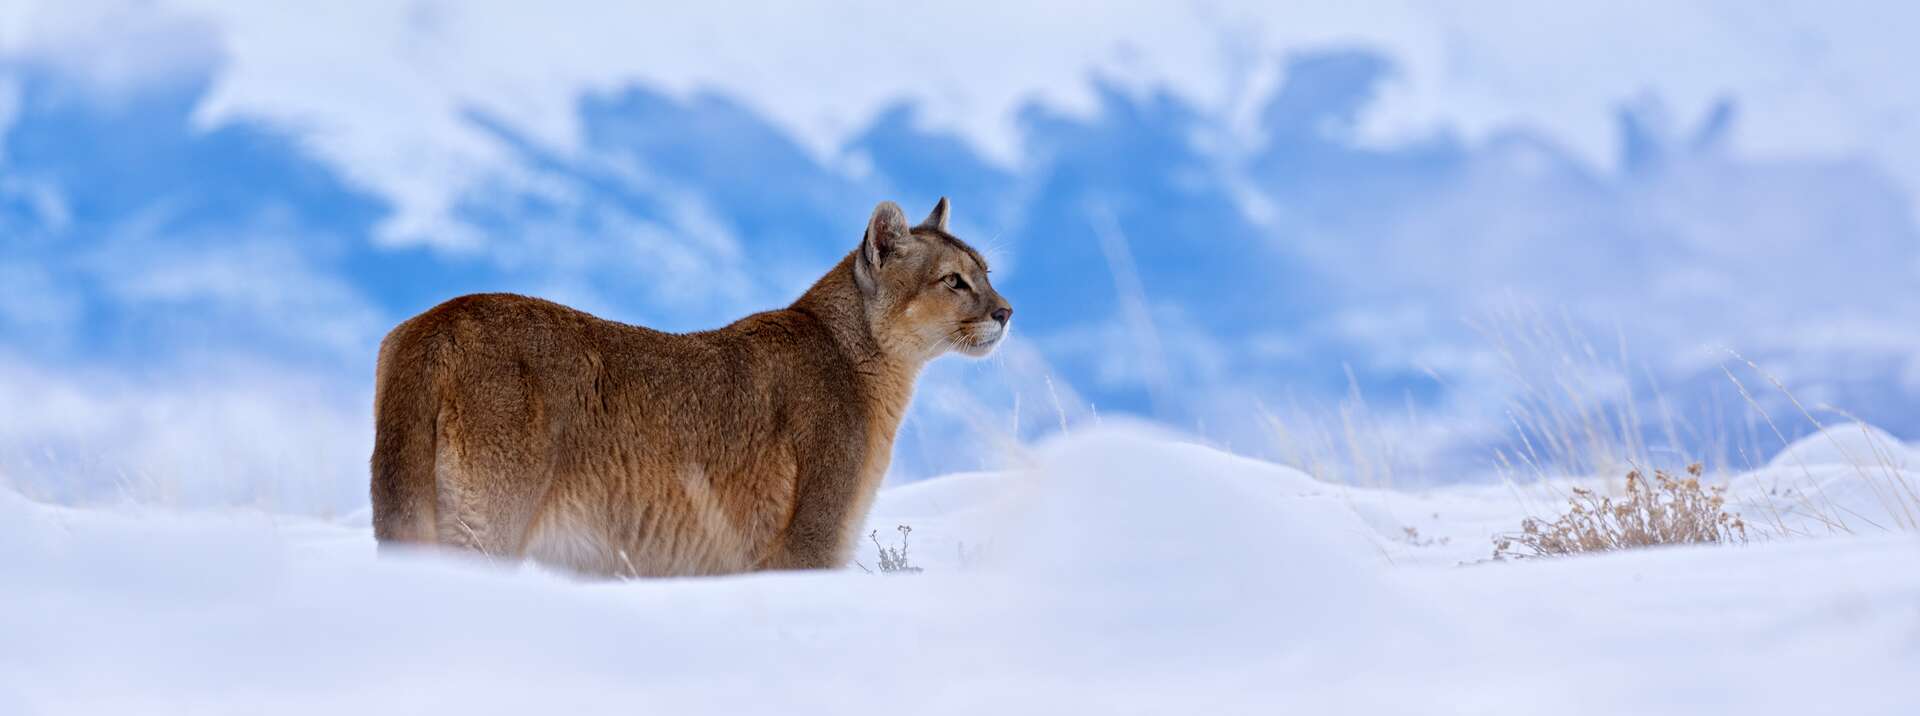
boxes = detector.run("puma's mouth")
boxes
[956,321,1007,357]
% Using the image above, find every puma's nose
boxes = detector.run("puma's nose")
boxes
[991,307,1012,325]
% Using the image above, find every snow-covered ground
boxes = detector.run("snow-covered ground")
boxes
[3,425,1917,715]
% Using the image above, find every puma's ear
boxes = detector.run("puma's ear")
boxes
[918,196,950,232]
[856,201,910,293]
[862,201,910,264]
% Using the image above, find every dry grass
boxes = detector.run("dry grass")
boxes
[1494,463,1749,559]
[1262,308,1920,554]
[1473,305,1695,484]
[1258,370,1452,491]
[1259,306,1668,491]
[853,524,923,575]
[1719,353,1920,535]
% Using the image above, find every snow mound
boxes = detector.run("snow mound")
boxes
[1732,423,1920,535]
[1766,422,1917,471]
[963,428,1407,663]
[871,470,1008,518]
[4,429,1919,713]
[1001,428,1381,587]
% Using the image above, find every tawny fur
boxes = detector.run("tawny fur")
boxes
[370,199,1010,577]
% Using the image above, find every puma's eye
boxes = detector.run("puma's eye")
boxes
[943,273,970,291]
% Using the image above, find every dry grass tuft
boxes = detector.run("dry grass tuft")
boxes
[853,524,923,575]
[1494,463,1749,559]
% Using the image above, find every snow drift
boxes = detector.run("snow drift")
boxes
[2,426,1917,715]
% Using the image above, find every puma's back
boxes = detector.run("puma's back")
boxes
[370,199,1012,577]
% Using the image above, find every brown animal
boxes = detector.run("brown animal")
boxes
[369,199,1010,577]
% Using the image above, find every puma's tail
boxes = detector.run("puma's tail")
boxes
[369,325,441,546]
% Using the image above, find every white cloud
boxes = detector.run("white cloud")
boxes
[0,0,221,102]
[15,1,1920,245]
[91,237,389,358]
[0,260,84,340]
[0,72,17,162]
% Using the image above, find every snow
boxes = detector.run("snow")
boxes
[1737,424,1920,535]
[3,426,1918,714]
[1766,422,1917,472]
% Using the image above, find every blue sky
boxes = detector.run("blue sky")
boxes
[5,1,1920,511]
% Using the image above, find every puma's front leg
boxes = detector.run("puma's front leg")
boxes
[761,441,878,571]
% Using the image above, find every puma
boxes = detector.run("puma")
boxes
[369,199,1010,577]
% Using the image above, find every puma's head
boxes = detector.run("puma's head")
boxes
[853,198,1012,361]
